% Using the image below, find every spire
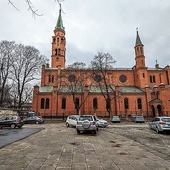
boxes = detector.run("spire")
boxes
[135,28,142,46]
[55,4,65,30]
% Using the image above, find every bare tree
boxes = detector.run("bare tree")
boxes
[8,0,64,17]
[0,41,15,107]
[90,52,116,117]
[60,62,89,115]
[9,44,47,109]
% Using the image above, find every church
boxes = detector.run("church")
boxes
[32,6,170,118]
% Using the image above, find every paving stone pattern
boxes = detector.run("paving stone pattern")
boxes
[0,123,170,170]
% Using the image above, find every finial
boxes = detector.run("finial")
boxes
[156,60,157,64]
[136,27,138,31]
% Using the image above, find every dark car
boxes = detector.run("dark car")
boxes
[0,115,24,129]
[23,116,44,124]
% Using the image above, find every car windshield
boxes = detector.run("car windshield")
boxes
[161,118,170,122]
[79,116,93,121]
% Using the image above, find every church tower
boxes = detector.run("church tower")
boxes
[51,5,66,68]
[134,30,149,88]
[134,29,145,69]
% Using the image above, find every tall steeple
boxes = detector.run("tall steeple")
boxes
[134,29,145,69]
[51,4,66,68]
[55,4,65,30]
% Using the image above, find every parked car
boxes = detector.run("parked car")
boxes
[0,115,24,129]
[66,115,79,127]
[76,115,99,134]
[95,116,108,127]
[112,116,120,123]
[23,116,44,124]
[134,116,145,123]
[149,116,170,133]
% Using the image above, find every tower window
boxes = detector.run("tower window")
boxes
[41,98,45,109]
[57,37,59,43]
[143,73,145,78]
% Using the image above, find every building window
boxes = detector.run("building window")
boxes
[93,98,98,110]
[41,98,45,109]
[75,98,79,110]
[124,98,129,109]
[68,75,76,82]
[143,73,145,78]
[48,75,54,83]
[46,98,50,109]
[48,75,51,82]
[137,98,142,109]
[150,75,156,83]
[62,98,66,109]
[57,37,59,43]
[94,75,101,82]
[51,75,54,83]
[119,75,127,83]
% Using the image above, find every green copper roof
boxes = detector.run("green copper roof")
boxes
[135,30,142,46]
[55,6,65,30]
[39,86,53,93]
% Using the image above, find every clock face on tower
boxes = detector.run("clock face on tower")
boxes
[119,75,127,83]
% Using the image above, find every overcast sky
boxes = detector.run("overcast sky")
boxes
[1,0,170,68]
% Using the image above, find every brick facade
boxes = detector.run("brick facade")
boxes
[32,8,170,118]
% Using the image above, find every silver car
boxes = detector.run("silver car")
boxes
[95,116,108,127]
[112,116,120,123]
[66,115,79,127]
[149,116,170,133]
[76,115,98,134]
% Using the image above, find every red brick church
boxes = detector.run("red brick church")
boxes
[32,7,170,117]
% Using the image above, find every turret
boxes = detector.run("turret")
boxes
[134,29,145,69]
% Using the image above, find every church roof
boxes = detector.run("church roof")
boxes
[135,30,143,46]
[39,86,53,93]
[55,5,65,30]
[120,86,145,93]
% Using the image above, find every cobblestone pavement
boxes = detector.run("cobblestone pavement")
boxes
[0,123,170,170]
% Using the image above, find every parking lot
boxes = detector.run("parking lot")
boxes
[0,122,170,170]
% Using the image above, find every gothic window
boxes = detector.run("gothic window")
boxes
[40,98,45,109]
[143,73,145,78]
[51,75,54,83]
[53,38,56,43]
[62,98,66,109]
[48,75,51,82]
[124,98,129,109]
[119,75,127,83]
[137,98,142,109]
[93,98,98,110]
[75,98,79,110]
[55,49,61,55]
[46,98,50,109]
[57,37,59,43]
[150,75,156,83]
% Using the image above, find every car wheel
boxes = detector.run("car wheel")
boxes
[156,126,160,133]
[66,122,69,127]
[35,121,39,124]
[93,130,97,134]
[11,124,16,129]
[77,129,80,134]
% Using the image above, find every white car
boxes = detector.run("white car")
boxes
[66,115,79,127]
[95,116,108,127]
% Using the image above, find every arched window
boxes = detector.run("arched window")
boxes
[75,98,79,110]
[62,98,66,109]
[48,75,51,82]
[137,98,142,109]
[93,98,98,109]
[51,75,54,83]
[57,37,59,43]
[41,98,45,109]
[46,98,50,109]
[124,98,129,109]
